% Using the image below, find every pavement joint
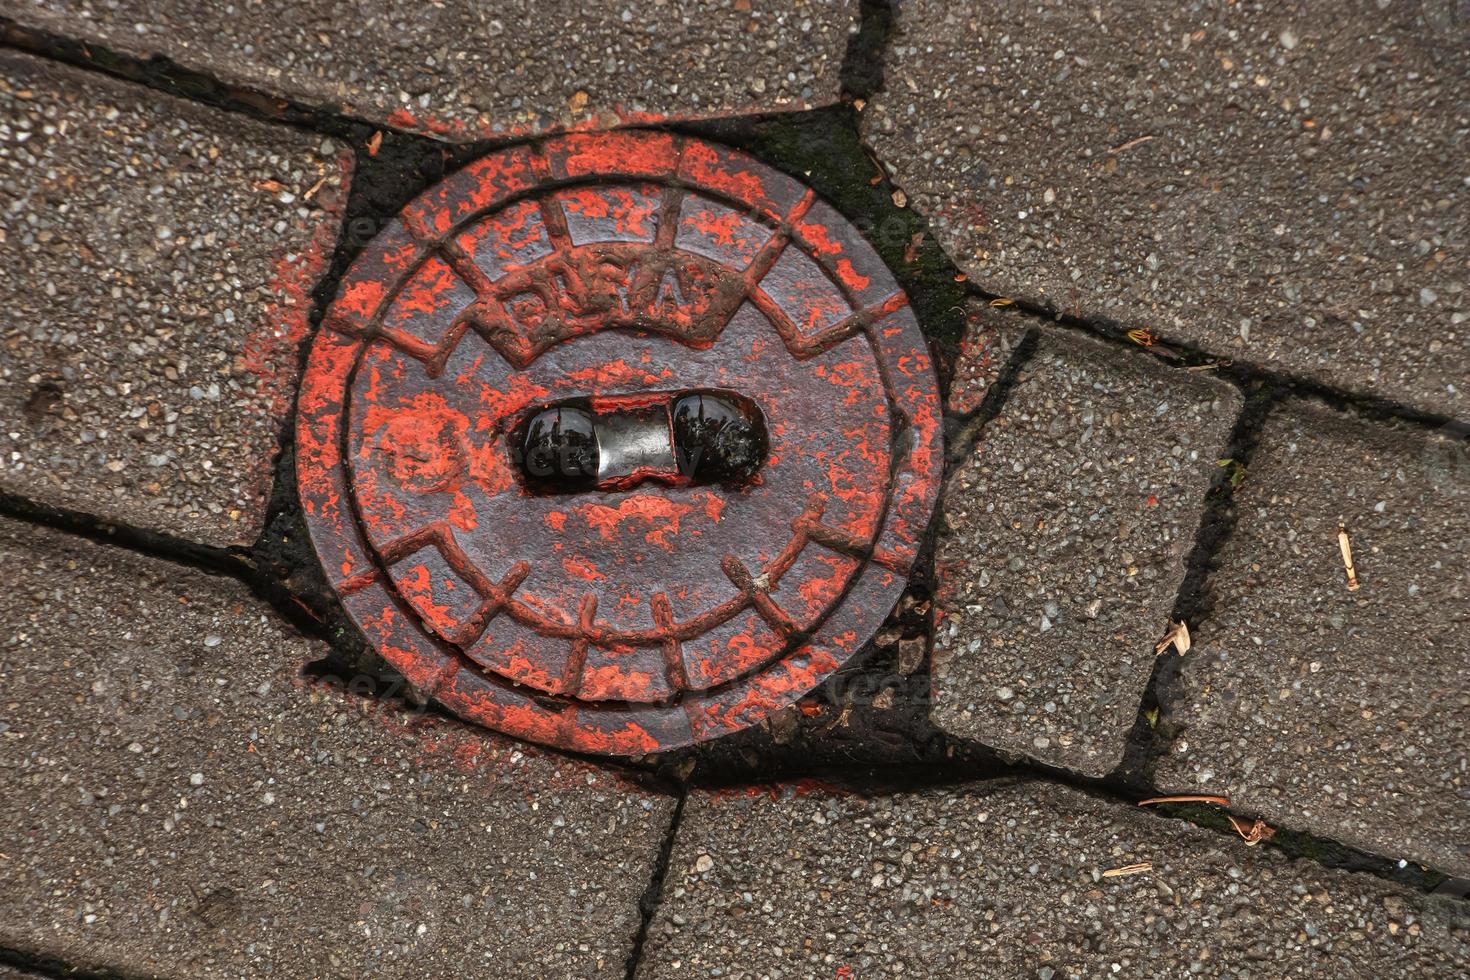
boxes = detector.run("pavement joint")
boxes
[0,945,146,980]
[668,760,1462,899]
[942,327,1041,468]
[838,0,894,102]
[623,792,689,980]
[962,283,1470,434]
[8,1,858,142]
[0,17,372,145]
[1111,382,1277,785]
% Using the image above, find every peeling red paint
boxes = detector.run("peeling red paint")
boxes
[575,495,693,550]
[296,132,940,755]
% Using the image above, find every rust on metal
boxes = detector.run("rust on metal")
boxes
[297,131,941,754]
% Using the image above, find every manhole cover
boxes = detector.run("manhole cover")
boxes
[297,131,940,754]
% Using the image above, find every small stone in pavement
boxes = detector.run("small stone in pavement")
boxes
[945,299,1030,416]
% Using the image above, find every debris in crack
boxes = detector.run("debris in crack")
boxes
[1138,794,1231,808]
[1153,620,1192,657]
[1230,815,1278,847]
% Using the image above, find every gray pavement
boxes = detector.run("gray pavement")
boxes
[0,50,347,546]
[0,517,675,978]
[864,0,1469,418]
[8,0,857,141]
[932,329,1239,776]
[1156,400,1470,876]
[639,778,1470,978]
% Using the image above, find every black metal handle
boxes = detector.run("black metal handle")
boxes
[510,389,768,493]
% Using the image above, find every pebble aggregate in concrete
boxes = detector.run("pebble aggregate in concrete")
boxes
[639,778,1470,978]
[0,517,674,978]
[10,0,857,141]
[864,0,1469,417]
[0,51,348,545]
[1156,400,1470,876]
[932,330,1239,775]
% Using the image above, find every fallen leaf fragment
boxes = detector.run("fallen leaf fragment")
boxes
[1138,794,1230,807]
[988,297,1015,308]
[903,232,925,264]
[253,178,285,194]
[1102,862,1153,878]
[1338,525,1360,591]
[366,131,383,156]
[1228,815,1276,846]
[1154,620,1192,656]
[1123,326,1185,360]
[1217,457,1248,490]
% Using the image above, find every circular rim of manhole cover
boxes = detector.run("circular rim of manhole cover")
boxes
[297,130,941,755]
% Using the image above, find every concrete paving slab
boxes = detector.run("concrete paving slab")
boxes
[1156,400,1470,876]
[0,51,349,546]
[864,0,1469,417]
[639,778,1470,978]
[9,0,858,141]
[0,517,675,978]
[933,330,1239,775]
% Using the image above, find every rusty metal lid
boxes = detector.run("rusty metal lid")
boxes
[297,131,940,755]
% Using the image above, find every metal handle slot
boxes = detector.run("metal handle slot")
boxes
[510,389,768,494]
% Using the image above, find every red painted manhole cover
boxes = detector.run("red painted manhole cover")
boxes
[297,131,941,754]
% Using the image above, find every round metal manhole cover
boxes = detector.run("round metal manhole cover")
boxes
[297,131,941,755]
